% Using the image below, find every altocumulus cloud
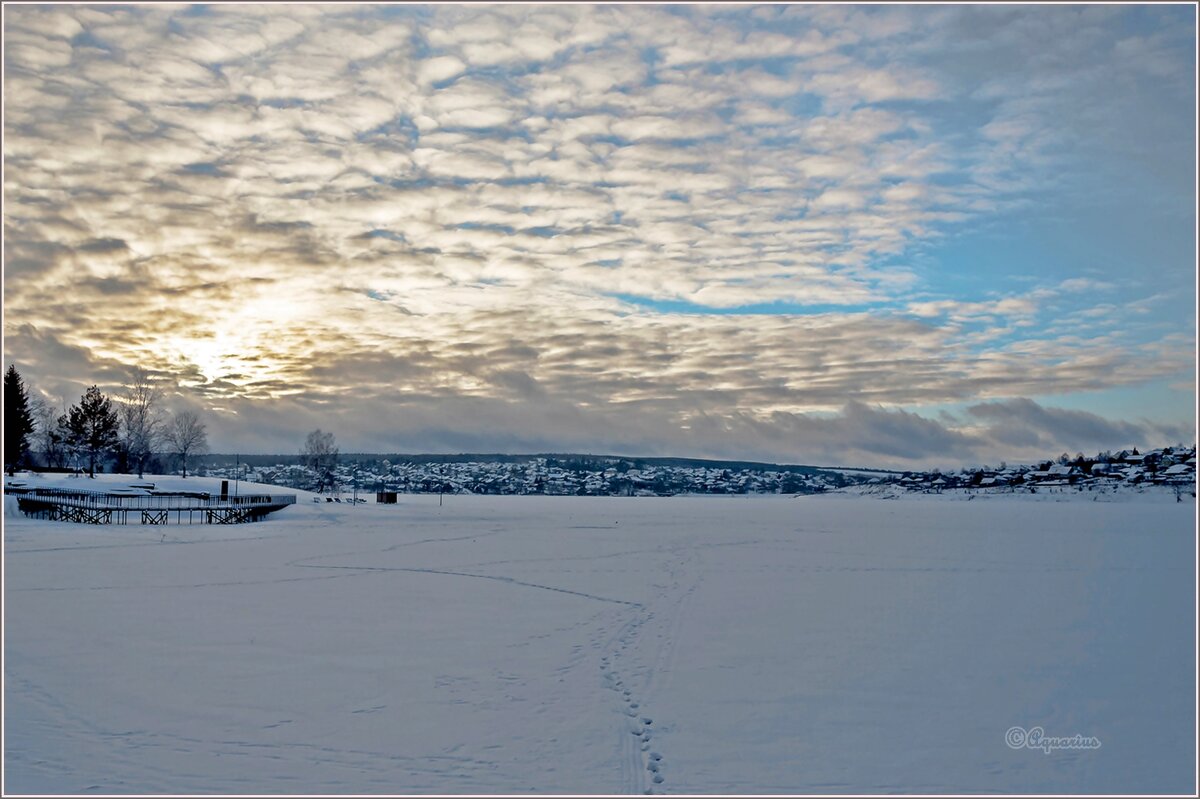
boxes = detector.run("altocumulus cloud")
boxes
[2,4,1194,466]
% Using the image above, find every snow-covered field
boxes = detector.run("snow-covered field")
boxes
[4,474,1196,794]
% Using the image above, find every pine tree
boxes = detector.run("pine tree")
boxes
[65,385,120,477]
[3,365,36,472]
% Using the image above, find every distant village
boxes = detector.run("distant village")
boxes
[888,445,1197,494]
[202,456,852,497]
[198,445,1197,499]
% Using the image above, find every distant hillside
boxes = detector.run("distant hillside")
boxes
[202,452,852,476]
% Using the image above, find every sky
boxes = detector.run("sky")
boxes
[2,3,1197,469]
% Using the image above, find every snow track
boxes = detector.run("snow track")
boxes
[292,560,645,607]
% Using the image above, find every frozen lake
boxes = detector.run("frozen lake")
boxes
[4,483,1196,793]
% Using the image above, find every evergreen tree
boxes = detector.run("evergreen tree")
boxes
[65,385,120,477]
[4,365,36,471]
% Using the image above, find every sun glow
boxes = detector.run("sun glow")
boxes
[165,291,312,396]
[176,333,233,384]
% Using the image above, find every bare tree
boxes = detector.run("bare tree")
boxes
[118,369,165,479]
[164,410,208,478]
[301,429,339,492]
[31,396,68,468]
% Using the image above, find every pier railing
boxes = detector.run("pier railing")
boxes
[8,486,297,525]
[10,486,296,511]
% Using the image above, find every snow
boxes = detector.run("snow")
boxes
[4,474,1196,793]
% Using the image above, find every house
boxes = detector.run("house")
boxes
[1123,467,1146,483]
[1157,464,1195,485]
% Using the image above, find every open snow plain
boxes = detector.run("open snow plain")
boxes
[5,478,1196,794]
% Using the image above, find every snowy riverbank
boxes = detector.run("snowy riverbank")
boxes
[4,478,1196,793]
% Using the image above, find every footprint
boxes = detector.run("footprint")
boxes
[653,774,664,784]
[641,717,652,725]
[649,752,662,762]
[648,761,660,773]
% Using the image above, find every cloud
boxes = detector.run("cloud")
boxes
[966,398,1191,456]
[2,4,1194,464]
[416,55,467,87]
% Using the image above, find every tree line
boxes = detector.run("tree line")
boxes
[4,365,209,479]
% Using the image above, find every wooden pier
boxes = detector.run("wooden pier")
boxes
[10,487,297,525]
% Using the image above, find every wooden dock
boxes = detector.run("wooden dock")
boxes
[9,487,297,525]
